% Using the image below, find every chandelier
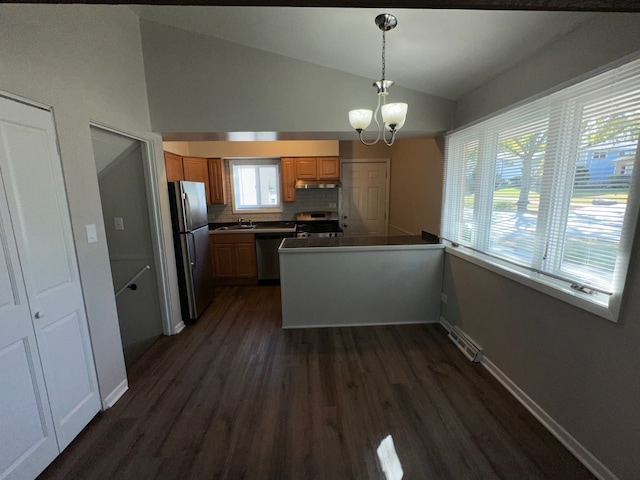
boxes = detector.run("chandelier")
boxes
[348,13,408,147]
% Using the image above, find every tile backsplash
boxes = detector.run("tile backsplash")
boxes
[208,188,339,223]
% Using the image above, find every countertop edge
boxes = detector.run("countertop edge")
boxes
[279,243,445,253]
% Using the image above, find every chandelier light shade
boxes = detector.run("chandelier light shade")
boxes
[348,13,408,146]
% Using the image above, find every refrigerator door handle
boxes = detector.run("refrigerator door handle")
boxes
[186,231,196,267]
[183,192,193,231]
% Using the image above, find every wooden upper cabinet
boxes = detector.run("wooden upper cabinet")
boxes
[317,157,340,179]
[281,157,296,203]
[164,151,184,182]
[182,156,211,204]
[164,152,228,205]
[295,158,317,179]
[294,157,340,180]
[207,158,227,205]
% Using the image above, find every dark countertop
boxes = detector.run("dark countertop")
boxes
[209,221,296,234]
[280,234,440,249]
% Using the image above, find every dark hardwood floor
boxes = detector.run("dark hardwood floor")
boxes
[38,286,594,479]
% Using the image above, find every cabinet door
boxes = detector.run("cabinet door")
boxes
[234,243,257,278]
[212,244,235,278]
[318,157,340,179]
[207,158,227,205]
[0,98,101,452]
[182,156,211,203]
[164,151,184,181]
[295,158,317,179]
[281,157,296,202]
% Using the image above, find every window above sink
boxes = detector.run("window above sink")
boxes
[229,158,282,214]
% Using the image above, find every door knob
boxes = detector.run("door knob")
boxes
[35,311,44,319]
[343,224,348,228]
[343,215,348,219]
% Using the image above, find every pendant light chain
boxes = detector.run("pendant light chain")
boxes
[381,30,386,82]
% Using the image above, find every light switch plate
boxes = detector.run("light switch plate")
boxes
[86,224,98,244]
[114,217,124,231]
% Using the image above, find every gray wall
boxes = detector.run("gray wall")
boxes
[455,13,640,128]
[97,141,164,366]
[447,12,640,480]
[0,5,181,406]
[139,20,454,137]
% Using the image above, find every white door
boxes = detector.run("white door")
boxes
[0,164,59,480]
[0,97,101,453]
[341,161,389,236]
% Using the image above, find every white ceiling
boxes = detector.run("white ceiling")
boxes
[132,6,595,100]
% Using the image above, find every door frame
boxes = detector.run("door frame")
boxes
[89,122,174,337]
[340,158,391,235]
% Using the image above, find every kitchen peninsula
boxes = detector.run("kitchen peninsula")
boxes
[279,235,444,328]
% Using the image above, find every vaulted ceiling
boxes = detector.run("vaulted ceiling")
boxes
[131,6,598,100]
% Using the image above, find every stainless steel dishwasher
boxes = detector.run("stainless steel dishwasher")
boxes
[255,233,295,281]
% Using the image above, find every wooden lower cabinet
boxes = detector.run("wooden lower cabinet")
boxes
[210,233,257,283]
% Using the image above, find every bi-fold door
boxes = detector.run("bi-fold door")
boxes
[0,96,101,479]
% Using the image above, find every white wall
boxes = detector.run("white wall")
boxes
[139,20,454,137]
[0,5,181,406]
[447,11,640,480]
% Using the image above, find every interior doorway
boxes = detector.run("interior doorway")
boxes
[340,160,390,236]
[91,126,164,367]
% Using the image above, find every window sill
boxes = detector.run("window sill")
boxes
[231,206,283,215]
[444,242,621,323]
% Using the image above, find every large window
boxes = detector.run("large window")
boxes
[229,158,282,214]
[442,58,640,321]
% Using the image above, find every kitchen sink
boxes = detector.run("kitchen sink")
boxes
[216,224,256,231]
[214,221,296,233]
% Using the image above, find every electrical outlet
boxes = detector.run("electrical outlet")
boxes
[329,203,337,208]
[114,217,124,231]
[440,292,448,304]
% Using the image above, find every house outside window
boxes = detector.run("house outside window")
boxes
[442,57,640,322]
[229,158,282,214]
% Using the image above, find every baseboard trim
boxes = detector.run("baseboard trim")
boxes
[481,356,618,480]
[388,224,414,235]
[439,316,452,332]
[102,379,128,410]
[282,319,439,329]
[174,320,186,335]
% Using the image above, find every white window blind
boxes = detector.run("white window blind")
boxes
[443,58,640,315]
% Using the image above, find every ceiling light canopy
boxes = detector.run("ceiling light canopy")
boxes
[348,14,408,147]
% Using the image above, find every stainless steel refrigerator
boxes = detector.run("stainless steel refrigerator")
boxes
[168,181,214,324]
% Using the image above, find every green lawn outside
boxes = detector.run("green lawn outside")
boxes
[464,187,629,209]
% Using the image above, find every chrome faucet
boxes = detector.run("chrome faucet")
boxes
[237,217,244,225]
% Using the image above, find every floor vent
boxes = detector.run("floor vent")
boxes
[448,326,483,362]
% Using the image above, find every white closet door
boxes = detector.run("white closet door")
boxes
[0,97,101,452]
[0,160,59,480]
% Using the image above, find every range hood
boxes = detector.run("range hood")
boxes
[295,179,341,189]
